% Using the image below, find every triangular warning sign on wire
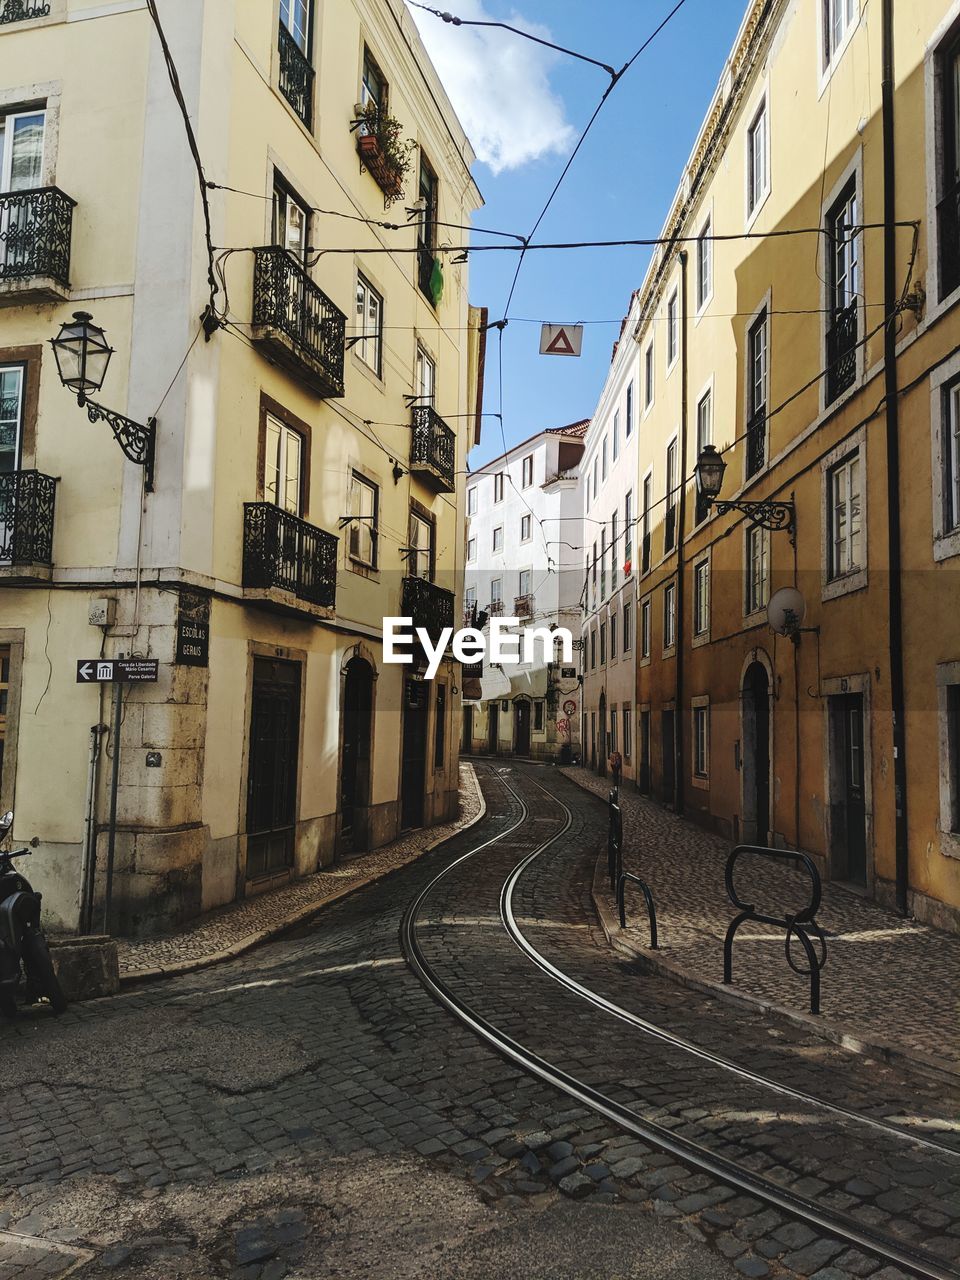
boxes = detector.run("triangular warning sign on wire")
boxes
[540,323,583,357]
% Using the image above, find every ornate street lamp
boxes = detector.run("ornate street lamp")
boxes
[695,443,795,540]
[50,311,156,492]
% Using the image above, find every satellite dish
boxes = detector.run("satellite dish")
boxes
[767,586,806,637]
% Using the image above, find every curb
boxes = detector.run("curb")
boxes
[118,764,487,988]
[561,768,960,1085]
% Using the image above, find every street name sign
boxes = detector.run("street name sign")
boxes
[539,324,583,357]
[77,659,159,684]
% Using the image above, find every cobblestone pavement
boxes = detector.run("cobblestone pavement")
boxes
[117,763,482,979]
[0,761,958,1279]
[563,766,960,1075]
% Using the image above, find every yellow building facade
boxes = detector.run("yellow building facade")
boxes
[0,0,483,933]
[583,0,960,929]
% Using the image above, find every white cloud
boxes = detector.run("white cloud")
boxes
[407,1,577,175]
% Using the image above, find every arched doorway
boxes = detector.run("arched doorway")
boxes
[598,692,607,777]
[742,660,771,845]
[340,657,374,852]
[514,698,531,756]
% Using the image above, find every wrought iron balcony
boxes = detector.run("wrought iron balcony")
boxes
[401,574,454,646]
[746,409,766,479]
[410,404,455,492]
[0,187,75,304]
[487,598,503,616]
[938,177,960,300]
[277,21,314,127]
[664,504,677,554]
[251,246,346,397]
[514,593,534,619]
[243,503,337,610]
[0,0,50,22]
[0,470,56,575]
[826,302,858,404]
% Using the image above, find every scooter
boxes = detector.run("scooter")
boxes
[0,810,67,1018]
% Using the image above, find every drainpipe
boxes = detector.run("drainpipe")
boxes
[881,0,909,914]
[674,251,690,816]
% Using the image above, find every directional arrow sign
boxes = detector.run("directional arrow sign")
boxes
[77,660,116,683]
[77,659,159,684]
[540,323,583,357]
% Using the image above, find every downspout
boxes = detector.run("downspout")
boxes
[881,0,909,914]
[675,251,690,816]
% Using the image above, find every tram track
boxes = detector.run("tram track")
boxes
[401,761,960,1280]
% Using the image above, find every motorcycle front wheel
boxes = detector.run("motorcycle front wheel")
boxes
[21,930,67,1014]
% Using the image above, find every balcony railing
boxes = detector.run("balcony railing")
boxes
[514,593,534,619]
[252,246,346,397]
[401,575,454,646]
[664,504,677,554]
[938,177,960,300]
[746,408,766,479]
[0,187,75,298]
[0,0,51,23]
[826,302,858,404]
[243,503,337,609]
[0,470,56,569]
[410,404,455,492]
[487,598,503,616]
[277,21,314,127]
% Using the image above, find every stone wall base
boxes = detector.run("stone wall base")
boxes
[876,876,960,935]
[49,934,119,1001]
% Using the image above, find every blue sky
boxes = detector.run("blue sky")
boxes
[408,0,747,466]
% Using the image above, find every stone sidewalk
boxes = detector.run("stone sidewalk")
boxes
[116,763,483,983]
[562,767,960,1080]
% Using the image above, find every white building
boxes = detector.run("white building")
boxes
[462,422,587,761]
[580,295,643,785]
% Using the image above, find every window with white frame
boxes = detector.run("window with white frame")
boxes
[663,581,676,650]
[465,583,477,614]
[349,472,378,567]
[644,341,655,409]
[467,536,476,561]
[611,511,619,590]
[695,388,712,523]
[592,458,598,500]
[944,381,960,535]
[746,308,768,478]
[610,708,618,753]
[747,98,768,218]
[281,0,311,54]
[610,611,618,660]
[273,178,309,261]
[626,381,634,436]
[693,558,710,636]
[264,414,303,515]
[693,702,709,780]
[623,600,632,651]
[0,364,25,473]
[937,28,960,299]
[613,410,620,461]
[408,510,433,580]
[640,597,651,658]
[623,705,632,760]
[355,273,383,376]
[826,179,859,404]
[664,437,678,553]
[641,472,652,571]
[939,671,960,844]
[602,435,608,481]
[415,343,436,404]
[534,700,545,732]
[745,524,770,614]
[599,621,606,664]
[491,577,503,610]
[492,525,503,553]
[600,527,607,599]
[624,490,633,566]
[522,454,533,488]
[361,45,387,113]
[667,288,679,368]
[520,513,532,542]
[823,0,856,72]
[494,472,504,502]
[696,215,713,310]
[827,450,863,579]
[467,486,477,515]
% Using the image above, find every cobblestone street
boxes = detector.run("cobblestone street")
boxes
[0,763,958,1279]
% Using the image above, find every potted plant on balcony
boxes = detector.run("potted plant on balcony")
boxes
[354,102,415,207]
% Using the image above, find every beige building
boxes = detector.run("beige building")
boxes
[0,0,484,934]
[582,0,960,930]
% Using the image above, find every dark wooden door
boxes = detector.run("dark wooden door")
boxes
[662,710,676,806]
[462,704,473,754]
[514,700,531,755]
[401,678,429,829]
[841,693,867,884]
[488,703,499,754]
[246,657,301,878]
[340,658,373,851]
[639,710,651,794]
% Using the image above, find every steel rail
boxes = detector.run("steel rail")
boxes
[400,765,959,1280]
[500,770,960,1160]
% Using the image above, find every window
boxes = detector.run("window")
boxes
[590,629,597,670]
[609,513,618,592]
[600,528,607,599]
[623,706,632,761]
[823,0,856,71]
[466,536,476,562]
[417,153,440,304]
[624,490,633,567]
[520,514,532,542]
[939,670,960,847]
[610,612,618,659]
[938,29,960,298]
[592,458,598,499]
[434,683,447,768]
[264,413,303,515]
[746,524,770,614]
[349,472,378,567]
[827,451,862,579]
[641,473,652,573]
[272,179,309,260]
[610,709,618,754]
[599,622,607,664]
[625,381,634,437]
[693,559,710,636]
[746,309,768,477]
[693,703,709,780]
[663,582,676,650]
[644,342,655,410]
[415,343,436,404]
[518,568,532,599]
[613,410,620,461]
[747,99,768,217]
[491,577,503,610]
[592,540,598,599]
[494,472,504,502]
[640,598,651,658]
[623,601,632,651]
[667,289,679,368]
[467,486,477,515]
[0,365,24,473]
[409,510,433,580]
[280,0,311,53]
[355,274,383,376]
[602,435,610,482]
[492,525,503,553]
[944,381,960,534]
[695,389,712,523]
[534,700,545,732]
[522,454,533,488]
[465,584,477,615]
[665,438,678,553]
[0,109,44,196]
[361,45,387,113]
[826,180,859,404]
[696,216,713,310]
